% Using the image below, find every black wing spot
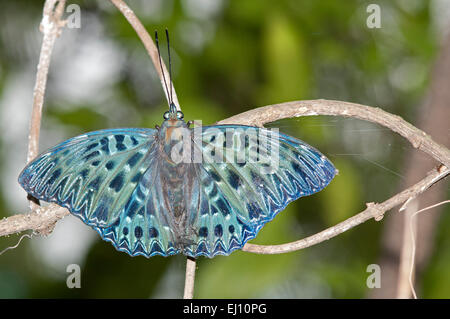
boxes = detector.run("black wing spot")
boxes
[100,137,108,145]
[200,198,209,215]
[244,135,250,148]
[123,227,129,235]
[149,227,159,238]
[114,135,126,151]
[105,160,115,171]
[209,170,221,182]
[126,200,139,218]
[216,198,231,216]
[127,152,143,167]
[85,142,98,152]
[209,184,218,197]
[214,224,223,237]
[116,143,127,151]
[91,160,101,167]
[112,218,120,227]
[228,171,241,190]
[228,225,235,233]
[114,135,125,143]
[134,226,143,239]
[109,172,124,192]
[199,227,208,237]
[83,151,100,162]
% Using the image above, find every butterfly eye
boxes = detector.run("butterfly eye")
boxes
[176,111,184,120]
[163,112,170,120]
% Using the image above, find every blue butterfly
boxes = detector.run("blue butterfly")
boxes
[18,102,336,258]
[18,31,336,258]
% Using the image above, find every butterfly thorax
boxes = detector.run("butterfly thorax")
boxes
[158,118,189,161]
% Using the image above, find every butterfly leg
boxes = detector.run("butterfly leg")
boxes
[27,193,40,206]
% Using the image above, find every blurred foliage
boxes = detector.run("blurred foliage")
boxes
[0,0,448,298]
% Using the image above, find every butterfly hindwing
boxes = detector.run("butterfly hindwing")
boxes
[97,154,181,257]
[181,163,254,257]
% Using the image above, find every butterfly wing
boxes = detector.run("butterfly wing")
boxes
[183,125,336,258]
[19,128,158,228]
[19,127,193,257]
[96,155,184,257]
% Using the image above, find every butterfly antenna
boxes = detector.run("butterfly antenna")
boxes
[165,29,174,108]
[155,30,171,107]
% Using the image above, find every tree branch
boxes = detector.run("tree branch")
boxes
[109,0,180,110]
[3,100,449,243]
[0,204,68,237]
[243,165,449,254]
[27,0,66,212]
[183,257,196,299]
[217,99,450,168]
[3,97,449,235]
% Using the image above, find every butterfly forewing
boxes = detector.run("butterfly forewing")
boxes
[19,128,157,228]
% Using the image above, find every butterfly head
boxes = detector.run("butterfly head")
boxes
[163,102,184,122]
[159,102,188,142]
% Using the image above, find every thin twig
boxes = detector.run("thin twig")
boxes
[183,257,196,299]
[243,166,449,254]
[396,199,418,299]
[109,0,180,110]
[0,234,33,256]
[408,200,450,299]
[27,0,66,212]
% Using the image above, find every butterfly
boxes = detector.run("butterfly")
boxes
[18,31,336,258]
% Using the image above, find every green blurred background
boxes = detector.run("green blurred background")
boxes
[0,0,449,298]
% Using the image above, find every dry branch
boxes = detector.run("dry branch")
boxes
[27,0,66,212]
[243,166,449,254]
[110,0,180,110]
[373,31,450,299]
[218,100,450,168]
[184,257,196,299]
[2,100,449,241]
